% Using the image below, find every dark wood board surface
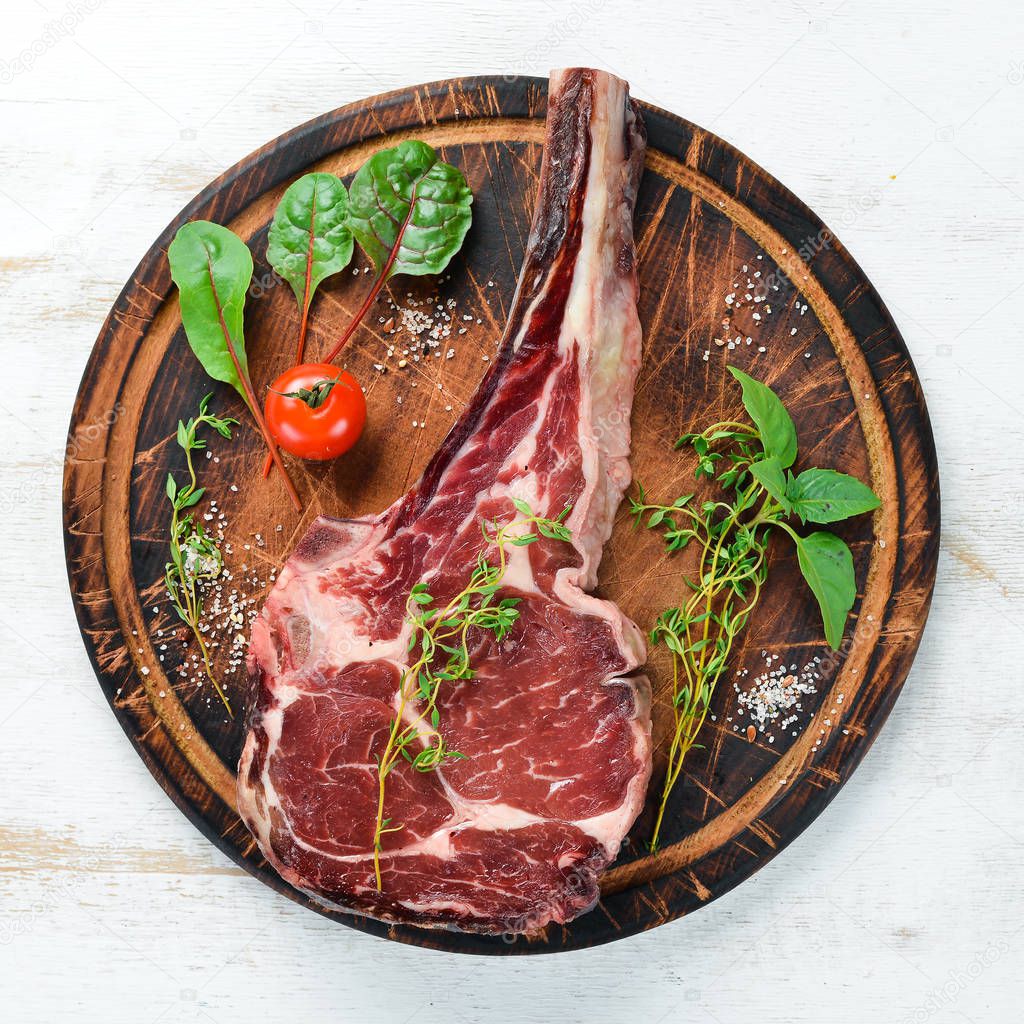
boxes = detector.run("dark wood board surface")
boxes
[63,75,939,954]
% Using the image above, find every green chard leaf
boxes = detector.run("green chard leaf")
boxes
[347,140,473,278]
[267,173,354,353]
[168,221,255,410]
[786,468,880,524]
[727,366,798,468]
[168,220,302,511]
[793,530,857,649]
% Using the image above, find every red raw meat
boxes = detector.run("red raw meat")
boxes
[239,67,650,934]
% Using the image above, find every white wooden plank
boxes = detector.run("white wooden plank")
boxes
[1,0,1021,1019]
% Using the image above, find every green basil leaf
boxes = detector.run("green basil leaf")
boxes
[728,366,798,468]
[168,221,254,409]
[786,468,880,524]
[793,530,857,649]
[347,140,473,277]
[267,172,353,317]
[749,456,790,508]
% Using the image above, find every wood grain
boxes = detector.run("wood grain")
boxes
[62,75,939,954]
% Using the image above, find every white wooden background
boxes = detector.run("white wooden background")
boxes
[2,0,1021,1019]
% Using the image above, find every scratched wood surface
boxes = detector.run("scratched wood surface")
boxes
[62,76,937,954]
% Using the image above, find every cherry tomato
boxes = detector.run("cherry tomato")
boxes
[264,363,366,461]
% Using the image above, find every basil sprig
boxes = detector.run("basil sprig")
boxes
[720,366,880,646]
[633,366,881,851]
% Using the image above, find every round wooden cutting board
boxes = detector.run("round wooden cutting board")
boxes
[63,75,939,954]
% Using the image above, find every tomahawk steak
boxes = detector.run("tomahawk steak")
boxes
[239,67,650,934]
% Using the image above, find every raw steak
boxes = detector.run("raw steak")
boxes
[238,67,651,935]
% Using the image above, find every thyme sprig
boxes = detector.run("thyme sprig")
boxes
[371,500,572,890]
[632,367,879,852]
[164,395,238,717]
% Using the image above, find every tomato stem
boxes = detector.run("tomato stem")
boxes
[262,366,348,478]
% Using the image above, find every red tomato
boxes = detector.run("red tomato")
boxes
[264,363,366,461]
